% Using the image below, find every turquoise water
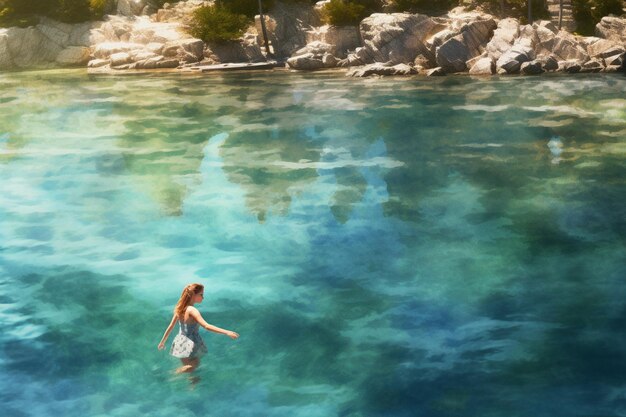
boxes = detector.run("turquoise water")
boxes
[1,69,625,417]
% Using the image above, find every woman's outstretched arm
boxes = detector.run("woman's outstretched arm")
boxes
[158,314,178,349]
[188,307,239,339]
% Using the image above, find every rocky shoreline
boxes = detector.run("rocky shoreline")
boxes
[0,0,625,77]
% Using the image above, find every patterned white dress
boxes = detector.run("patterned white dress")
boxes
[170,319,208,358]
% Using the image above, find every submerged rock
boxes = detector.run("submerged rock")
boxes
[346,62,416,77]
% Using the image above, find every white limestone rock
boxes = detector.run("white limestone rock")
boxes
[347,13,445,66]
[322,52,337,67]
[163,38,205,62]
[436,35,469,72]
[496,43,534,73]
[37,18,72,48]
[286,53,325,70]
[56,46,91,66]
[110,52,133,66]
[469,57,494,75]
[580,58,604,73]
[306,25,360,58]
[586,38,625,59]
[69,22,96,46]
[0,31,13,70]
[426,66,446,76]
[551,35,589,62]
[93,42,145,59]
[595,16,626,43]
[88,58,109,68]
[346,62,416,77]
[146,42,165,54]
[485,18,519,60]
[604,51,625,67]
[6,26,61,68]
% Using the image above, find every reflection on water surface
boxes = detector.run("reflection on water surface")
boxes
[0,70,625,417]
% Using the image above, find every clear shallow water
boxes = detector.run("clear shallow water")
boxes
[0,69,625,417]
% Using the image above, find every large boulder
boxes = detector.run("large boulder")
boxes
[162,38,205,63]
[551,33,589,62]
[6,26,61,68]
[286,41,338,69]
[469,56,495,75]
[536,54,559,71]
[485,18,519,60]
[595,16,626,43]
[204,39,264,64]
[344,13,445,66]
[56,46,91,66]
[286,52,326,70]
[435,18,497,72]
[559,60,582,73]
[496,42,534,73]
[258,1,321,58]
[0,31,13,70]
[585,37,625,60]
[580,58,604,73]
[306,25,360,58]
[520,60,544,75]
[37,17,73,48]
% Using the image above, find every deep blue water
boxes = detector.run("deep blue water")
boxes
[0,69,625,417]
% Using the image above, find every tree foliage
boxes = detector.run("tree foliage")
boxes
[572,0,624,34]
[187,4,250,43]
[0,0,106,27]
[470,0,550,22]
[321,0,383,26]
[389,0,458,15]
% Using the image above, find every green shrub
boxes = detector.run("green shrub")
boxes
[389,0,458,15]
[51,0,92,23]
[0,0,106,27]
[89,0,109,18]
[187,4,250,43]
[0,0,45,27]
[216,0,276,18]
[321,0,383,26]
[470,0,550,22]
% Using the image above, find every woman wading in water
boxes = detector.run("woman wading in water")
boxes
[158,283,239,375]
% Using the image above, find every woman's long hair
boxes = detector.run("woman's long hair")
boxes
[174,283,204,319]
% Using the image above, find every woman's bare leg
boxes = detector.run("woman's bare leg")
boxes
[175,357,198,374]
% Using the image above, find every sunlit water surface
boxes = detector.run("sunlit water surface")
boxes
[1,70,625,417]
